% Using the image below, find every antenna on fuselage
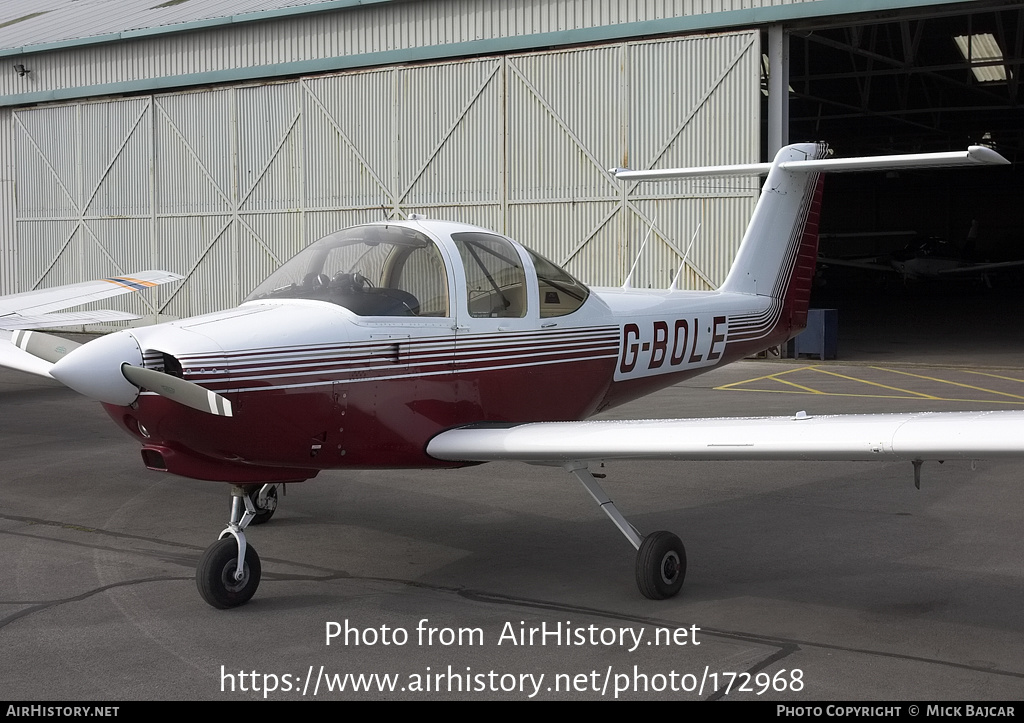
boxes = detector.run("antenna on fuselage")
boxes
[669,223,701,291]
[622,216,656,289]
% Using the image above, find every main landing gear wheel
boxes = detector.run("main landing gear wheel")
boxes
[636,531,686,600]
[196,537,261,609]
[246,484,278,525]
[565,464,688,600]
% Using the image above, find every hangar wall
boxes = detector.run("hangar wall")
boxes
[0,108,13,295]
[10,31,759,321]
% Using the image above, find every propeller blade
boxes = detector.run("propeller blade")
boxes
[10,329,81,363]
[44,330,232,416]
[120,364,233,417]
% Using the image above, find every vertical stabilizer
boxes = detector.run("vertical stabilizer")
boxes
[719,142,828,335]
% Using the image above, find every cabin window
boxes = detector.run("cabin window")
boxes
[452,232,527,318]
[526,249,590,317]
[244,225,450,317]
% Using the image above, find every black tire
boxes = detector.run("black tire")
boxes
[196,537,261,609]
[246,485,278,525]
[635,531,686,600]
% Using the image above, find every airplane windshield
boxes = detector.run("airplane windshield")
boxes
[244,225,450,317]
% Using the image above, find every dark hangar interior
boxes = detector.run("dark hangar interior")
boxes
[777,2,1024,355]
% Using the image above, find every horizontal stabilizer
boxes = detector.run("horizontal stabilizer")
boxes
[614,146,1009,182]
[427,411,1024,463]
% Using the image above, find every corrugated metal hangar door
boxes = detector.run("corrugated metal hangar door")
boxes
[12,31,759,322]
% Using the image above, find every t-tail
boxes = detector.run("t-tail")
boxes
[615,142,1009,343]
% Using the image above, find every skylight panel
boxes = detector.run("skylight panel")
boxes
[954,33,1008,82]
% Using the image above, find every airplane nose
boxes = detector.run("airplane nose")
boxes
[50,331,144,406]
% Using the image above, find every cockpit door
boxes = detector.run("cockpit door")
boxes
[449,231,539,375]
[452,231,536,322]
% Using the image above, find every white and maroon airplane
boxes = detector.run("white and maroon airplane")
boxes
[2,142,1021,609]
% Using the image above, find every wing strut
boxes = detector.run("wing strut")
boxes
[566,462,643,549]
[564,462,685,600]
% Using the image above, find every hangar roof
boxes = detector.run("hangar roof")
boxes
[0,0,391,52]
[0,0,973,56]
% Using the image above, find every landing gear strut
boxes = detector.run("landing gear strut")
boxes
[197,485,262,608]
[565,462,686,599]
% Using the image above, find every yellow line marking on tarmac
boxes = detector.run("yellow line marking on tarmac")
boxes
[721,388,941,399]
[715,365,1024,404]
[717,387,1024,404]
[771,377,827,394]
[714,366,815,390]
[961,369,1024,384]
[871,366,1024,401]
[808,367,940,399]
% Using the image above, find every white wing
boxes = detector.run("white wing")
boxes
[0,309,142,330]
[0,271,182,378]
[0,271,181,332]
[938,259,1024,276]
[426,411,1024,463]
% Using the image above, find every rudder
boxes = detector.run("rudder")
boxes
[720,142,829,339]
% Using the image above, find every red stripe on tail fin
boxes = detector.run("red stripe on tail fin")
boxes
[780,174,824,336]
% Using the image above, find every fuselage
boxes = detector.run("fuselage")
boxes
[98,219,797,482]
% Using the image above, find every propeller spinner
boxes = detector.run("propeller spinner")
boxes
[20,330,232,417]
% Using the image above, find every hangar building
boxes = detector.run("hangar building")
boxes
[1,0,1021,327]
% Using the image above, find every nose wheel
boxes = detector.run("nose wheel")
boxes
[197,485,263,608]
[196,537,261,609]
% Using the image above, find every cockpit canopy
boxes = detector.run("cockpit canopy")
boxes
[244,223,589,319]
[245,225,449,316]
